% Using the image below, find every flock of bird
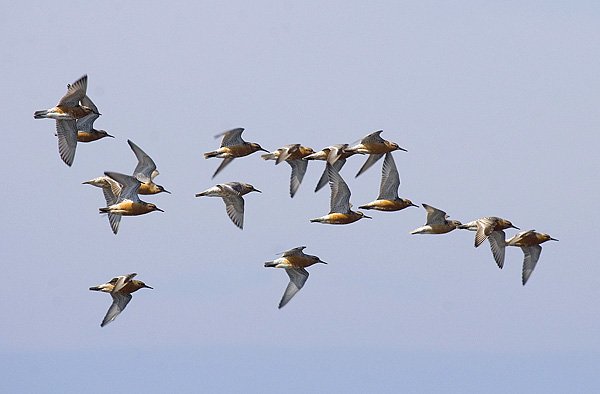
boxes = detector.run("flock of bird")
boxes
[34,75,558,326]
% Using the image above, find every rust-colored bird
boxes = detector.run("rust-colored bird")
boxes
[505,230,558,285]
[358,152,417,212]
[458,217,519,268]
[127,139,170,195]
[204,128,268,178]
[265,246,327,308]
[410,204,462,235]
[89,273,152,327]
[310,163,371,224]
[345,130,407,177]
[97,172,164,234]
[262,144,314,197]
[304,144,360,192]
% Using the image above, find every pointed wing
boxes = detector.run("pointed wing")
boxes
[423,204,447,225]
[75,95,99,131]
[100,293,132,327]
[360,130,384,144]
[287,159,308,198]
[475,217,496,247]
[377,152,400,200]
[58,75,88,107]
[75,112,99,132]
[487,230,506,269]
[127,140,157,183]
[80,94,99,113]
[355,153,384,178]
[107,213,121,235]
[56,120,78,166]
[276,144,300,164]
[223,182,245,195]
[104,172,141,202]
[280,246,307,257]
[279,268,309,309]
[216,128,245,147]
[100,177,122,207]
[521,245,542,285]
[315,159,345,192]
[327,163,351,214]
[212,158,234,178]
[223,195,245,229]
[112,273,137,293]
[326,144,348,165]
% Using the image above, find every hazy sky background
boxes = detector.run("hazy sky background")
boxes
[2,1,600,392]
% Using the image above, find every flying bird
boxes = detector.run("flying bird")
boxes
[345,130,407,177]
[265,246,327,308]
[34,75,97,121]
[195,182,261,229]
[261,144,315,197]
[52,95,113,166]
[204,128,268,178]
[410,204,462,234]
[458,217,519,268]
[358,152,417,212]
[310,163,371,224]
[505,230,558,285]
[127,139,170,195]
[304,144,360,192]
[34,75,102,166]
[73,95,113,141]
[97,172,164,233]
[89,273,152,327]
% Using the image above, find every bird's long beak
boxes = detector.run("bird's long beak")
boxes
[550,237,559,241]
[253,188,262,193]
[363,214,372,219]
[106,133,115,138]
[144,285,154,289]
[512,225,520,230]
[319,260,328,264]
[163,189,172,194]
[155,207,164,212]
[398,146,408,152]
[260,148,269,152]
[410,202,418,207]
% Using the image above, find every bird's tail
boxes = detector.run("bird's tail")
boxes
[99,207,110,213]
[410,226,427,235]
[261,152,277,161]
[264,261,277,268]
[204,151,219,159]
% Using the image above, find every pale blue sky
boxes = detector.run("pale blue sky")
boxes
[2,1,600,393]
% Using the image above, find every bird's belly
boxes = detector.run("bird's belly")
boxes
[77,131,103,142]
[429,224,454,234]
[227,145,254,157]
[363,144,391,154]
[366,200,404,211]
[113,201,152,216]
[323,212,361,224]
[59,106,89,119]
